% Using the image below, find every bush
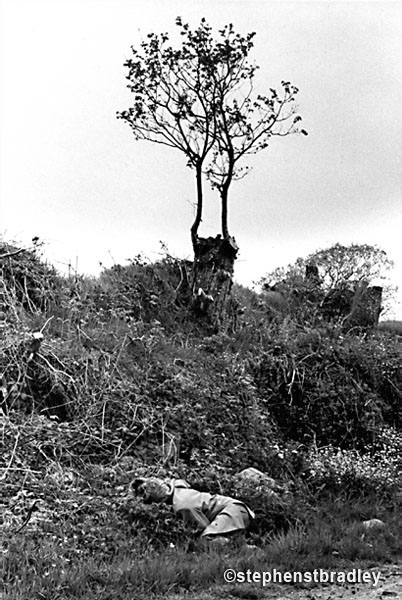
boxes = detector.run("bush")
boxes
[1,241,62,313]
[97,253,193,331]
[304,428,402,499]
[252,328,400,448]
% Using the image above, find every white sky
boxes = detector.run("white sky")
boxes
[1,0,401,314]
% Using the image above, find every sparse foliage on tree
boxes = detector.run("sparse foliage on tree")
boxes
[260,243,396,325]
[118,17,305,246]
[304,243,394,288]
[118,17,306,328]
[261,243,394,290]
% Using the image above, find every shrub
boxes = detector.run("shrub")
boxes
[252,328,400,448]
[304,429,402,499]
[1,241,62,313]
[97,252,193,331]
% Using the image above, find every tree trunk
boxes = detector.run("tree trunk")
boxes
[191,234,239,331]
[221,187,229,239]
[191,163,203,249]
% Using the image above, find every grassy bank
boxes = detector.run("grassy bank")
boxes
[1,242,401,598]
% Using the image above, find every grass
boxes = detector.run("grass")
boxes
[3,499,401,599]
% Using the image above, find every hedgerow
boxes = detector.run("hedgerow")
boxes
[1,240,401,588]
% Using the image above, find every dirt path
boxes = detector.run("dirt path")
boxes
[164,564,401,600]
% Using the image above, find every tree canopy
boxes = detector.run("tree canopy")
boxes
[261,243,394,290]
[118,17,306,248]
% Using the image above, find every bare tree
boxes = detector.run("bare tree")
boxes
[118,17,306,327]
[118,18,221,248]
[206,69,306,239]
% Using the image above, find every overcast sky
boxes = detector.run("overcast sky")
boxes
[1,0,401,314]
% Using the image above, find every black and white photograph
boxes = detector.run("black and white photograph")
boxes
[1,1,401,598]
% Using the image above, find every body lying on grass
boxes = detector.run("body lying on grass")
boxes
[131,477,255,543]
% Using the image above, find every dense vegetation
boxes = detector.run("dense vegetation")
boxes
[1,240,401,599]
